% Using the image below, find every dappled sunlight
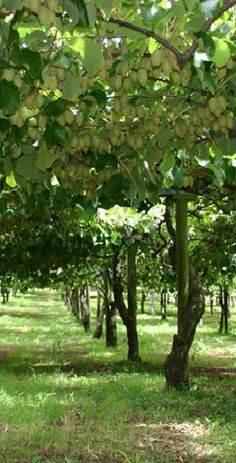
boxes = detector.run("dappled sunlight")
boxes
[0,290,235,462]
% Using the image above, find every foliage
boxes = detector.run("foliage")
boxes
[0,1,236,204]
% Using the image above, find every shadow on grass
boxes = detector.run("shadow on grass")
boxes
[0,310,55,319]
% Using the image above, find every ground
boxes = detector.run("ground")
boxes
[0,290,235,463]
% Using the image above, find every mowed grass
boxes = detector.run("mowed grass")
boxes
[0,290,235,463]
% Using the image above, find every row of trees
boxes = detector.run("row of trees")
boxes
[0,0,236,387]
[0,186,235,387]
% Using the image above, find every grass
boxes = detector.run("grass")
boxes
[0,290,235,463]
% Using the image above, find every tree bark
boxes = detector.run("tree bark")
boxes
[140,290,146,314]
[93,305,105,339]
[164,199,205,389]
[160,290,167,319]
[80,285,90,332]
[93,290,105,339]
[219,285,229,334]
[112,248,141,361]
[210,292,214,314]
[104,271,117,346]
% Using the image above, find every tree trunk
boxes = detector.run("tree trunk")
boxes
[219,285,229,334]
[127,244,140,361]
[112,247,141,362]
[140,290,146,314]
[93,305,105,339]
[71,287,80,319]
[164,198,205,389]
[80,285,90,332]
[160,290,167,319]
[106,301,117,346]
[103,270,117,346]
[164,265,205,389]
[93,290,105,339]
[149,291,156,315]
[210,292,214,315]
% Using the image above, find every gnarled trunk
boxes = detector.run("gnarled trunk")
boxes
[164,198,205,389]
[112,247,141,362]
[164,265,205,389]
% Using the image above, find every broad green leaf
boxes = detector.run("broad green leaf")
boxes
[74,0,90,27]
[63,71,81,99]
[0,80,20,115]
[158,127,171,148]
[3,0,22,8]
[20,49,44,78]
[71,37,104,75]
[16,153,40,179]
[85,0,97,25]
[6,171,17,188]
[44,122,69,147]
[63,0,81,27]
[0,21,10,42]
[186,16,205,32]
[3,157,13,175]
[37,148,56,170]
[95,0,112,17]
[212,38,230,68]
[159,153,175,173]
[44,99,66,117]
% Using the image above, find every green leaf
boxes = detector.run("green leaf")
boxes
[0,80,20,115]
[0,118,10,133]
[200,0,220,20]
[63,70,81,99]
[212,38,230,68]
[158,127,171,148]
[3,0,22,8]
[6,171,17,188]
[74,0,89,27]
[71,37,104,75]
[16,153,40,179]
[3,157,13,175]
[85,0,97,25]
[159,153,175,173]
[44,122,69,147]
[44,99,66,117]
[19,49,44,78]
[95,0,112,17]
[186,16,205,32]
[63,0,81,27]
[37,148,56,170]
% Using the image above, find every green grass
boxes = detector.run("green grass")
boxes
[0,290,235,462]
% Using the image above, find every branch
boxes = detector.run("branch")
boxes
[181,0,236,64]
[103,1,236,67]
[106,16,182,61]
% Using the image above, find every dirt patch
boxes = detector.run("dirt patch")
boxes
[134,421,220,463]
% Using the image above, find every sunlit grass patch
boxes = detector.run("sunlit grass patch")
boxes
[0,290,235,462]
